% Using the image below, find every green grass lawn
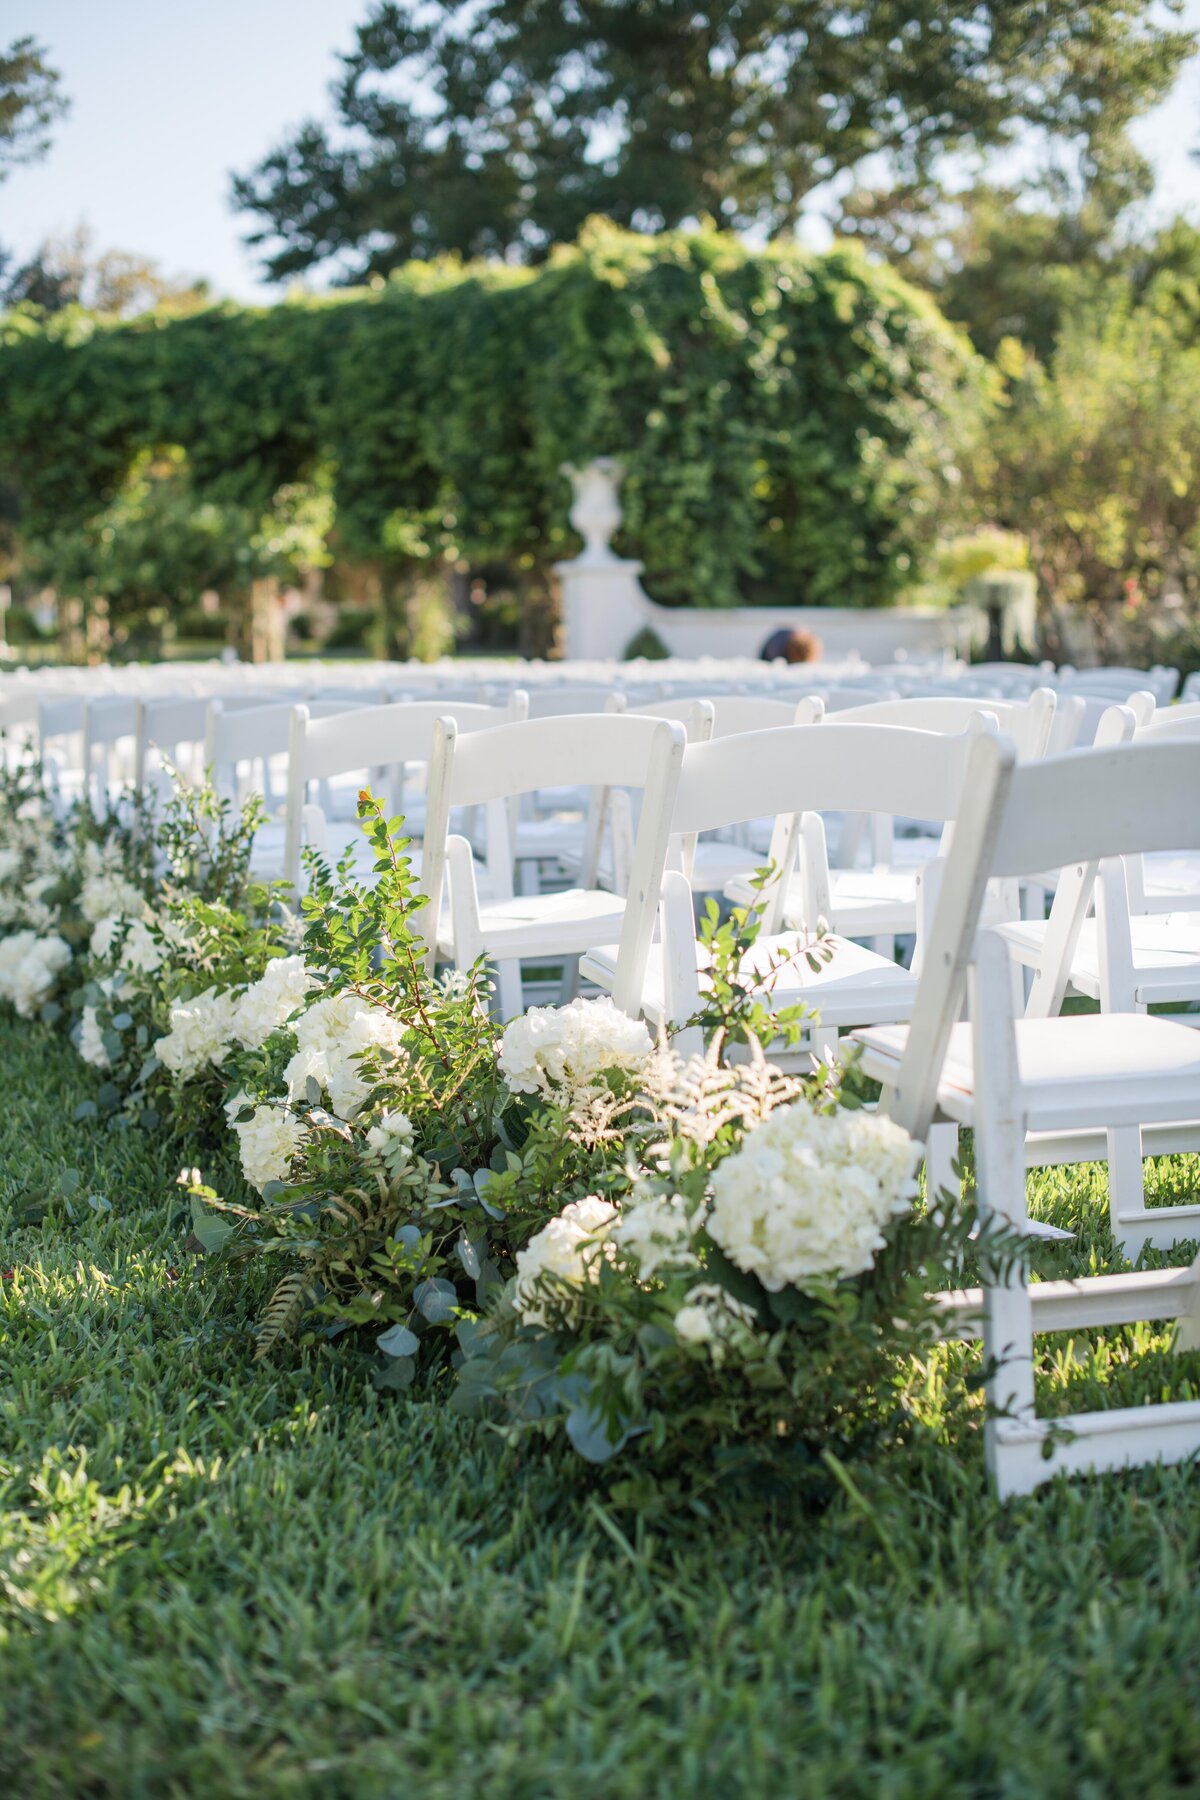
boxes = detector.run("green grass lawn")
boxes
[2,1020,1199,1799]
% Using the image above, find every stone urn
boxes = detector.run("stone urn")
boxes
[562,457,624,564]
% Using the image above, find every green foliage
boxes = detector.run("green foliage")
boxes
[230,0,1193,280]
[974,304,1200,648]
[0,35,66,178]
[1,1023,1199,1796]
[20,446,333,653]
[204,798,522,1368]
[0,223,985,611]
[622,625,669,661]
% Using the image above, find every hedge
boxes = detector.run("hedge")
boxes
[0,220,985,609]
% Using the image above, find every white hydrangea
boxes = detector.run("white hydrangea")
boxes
[78,1006,110,1069]
[0,931,71,1017]
[499,997,652,1102]
[79,869,146,926]
[513,1195,618,1326]
[0,847,21,885]
[365,1109,415,1163]
[673,1284,760,1359]
[90,916,122,960]
[229,955,313,1050]
[613,1188,700,1281]
[707,1104,921,1294]
[154,987,239,1082]
[120,919,164,975]
[283,992,406,1119]
[229,1101,309,1194]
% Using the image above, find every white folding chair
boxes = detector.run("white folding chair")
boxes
[723,693,1053,954]
[82,696,140,814]
[582,721,1002,1062]
[851,730,1200,1496]
[283,696,524,894]
[420,712,687,1019]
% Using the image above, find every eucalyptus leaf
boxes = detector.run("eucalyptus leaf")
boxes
[413,1277,459,1323]
[456,1236,482,1279]
[377,1323,420,1358]
[565,1403,634,1465]
[190,1196,234,1254]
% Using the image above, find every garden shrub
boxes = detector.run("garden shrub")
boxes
[0,222,985,614]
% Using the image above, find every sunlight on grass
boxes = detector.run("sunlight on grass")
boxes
[2,1019,1199,1796]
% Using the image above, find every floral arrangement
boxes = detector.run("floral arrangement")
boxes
[0,771,1009,1501]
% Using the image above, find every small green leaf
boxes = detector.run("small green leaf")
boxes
[190,1196,234,1253]
[377,1323,420,1358]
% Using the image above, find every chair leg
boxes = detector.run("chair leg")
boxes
[926,1122,959,1209]
[969,942,1038,1489]
[493,958,524,1022]
[1104,1122,1200,1257]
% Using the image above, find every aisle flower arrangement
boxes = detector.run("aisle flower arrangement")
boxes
[0,771,1002,1498]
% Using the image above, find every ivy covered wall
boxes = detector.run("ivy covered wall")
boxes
[0,221,985,613]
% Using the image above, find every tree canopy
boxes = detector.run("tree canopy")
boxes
[0,35,66,178]
[232,0,1194,282]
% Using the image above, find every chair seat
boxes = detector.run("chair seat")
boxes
[852,1013,1200,1130]
[582,930,917,1030]
[438,886,627,959]
[689,840,761,895]
[995,914,1200,1003]
[512,816,588,864]
[1142,851,1200,903]
[725,866,920,938]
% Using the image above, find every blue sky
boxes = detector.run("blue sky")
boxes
[4,0,1200,301]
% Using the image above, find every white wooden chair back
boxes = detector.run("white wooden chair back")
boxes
[82,696,140,813]
[611,721,1002,1020]
[284,695,524,890]
[822,690,1055,761]
[0,692,40,765]
[520,686,621,719]
[420,712,687,988]
[885,732,1200,1142]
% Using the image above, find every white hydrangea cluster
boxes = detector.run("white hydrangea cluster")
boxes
[613,1188,700,1281]
[513,1195,618,1326]
[673,1284,760,1356]
[22,873,60,932]
[154,987,239,1082]
[0,930,71,1017]
[228,956,313,1051]
[120,919,164,975]
[0,848,21,885]
[89,916,122,960]
[91,914,165,975]
[498,997,652,1102]
[228,1101,309,1194]
[283,992,407,1121]
[78,842,147,927]
[707,1104,921,1294]
[365,1109,415,1165]
[78,1005,110,1069]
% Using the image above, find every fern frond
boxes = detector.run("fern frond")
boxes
[255,1270,311,1361]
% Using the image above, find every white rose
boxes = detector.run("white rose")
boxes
[673,1305,714,1344]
